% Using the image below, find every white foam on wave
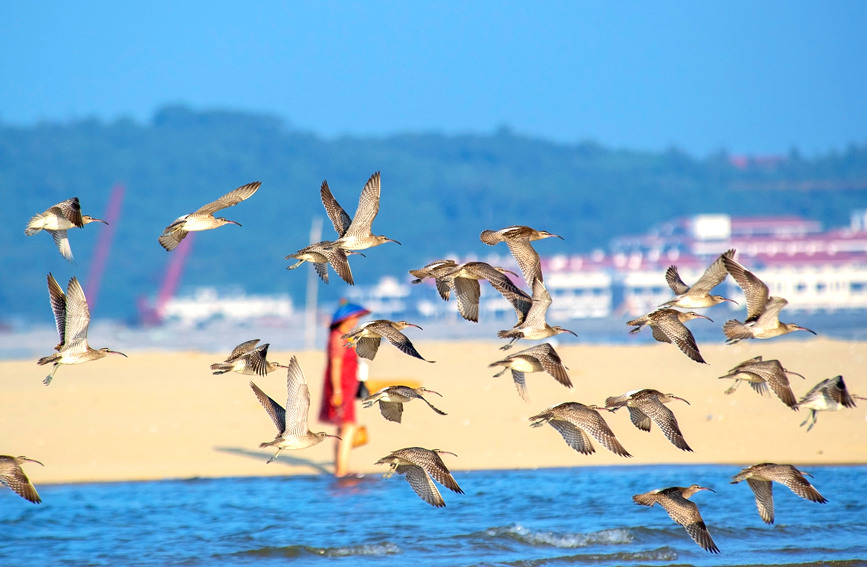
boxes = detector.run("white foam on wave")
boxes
[486,524,633,548]
[320,541,402,557]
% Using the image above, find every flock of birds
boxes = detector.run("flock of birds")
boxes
[5,173,863,555]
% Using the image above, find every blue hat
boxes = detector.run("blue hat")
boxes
[330,300,370,327]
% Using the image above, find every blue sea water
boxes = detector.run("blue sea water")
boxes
[1,465,865,566]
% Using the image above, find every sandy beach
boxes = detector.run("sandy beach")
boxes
[2,337,865,486]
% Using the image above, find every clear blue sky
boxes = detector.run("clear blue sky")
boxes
[2,2,866,156]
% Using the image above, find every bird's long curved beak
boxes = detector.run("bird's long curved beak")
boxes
[110,350,128,358]
[425,389,443,397]
[387,237,402,245]
[699,315,714,323]
[700,486,716,493]
[91,217,109,225]
[563,329,578,337]
[797,326,817,335]
[673,395,691,405]
[722,297,738,305]
[434,449,458,457]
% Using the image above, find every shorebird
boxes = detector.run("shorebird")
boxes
[489,342,572,401]
[409,259,459,301]
[342,319,434,362]
[363,385,447,423]
[158,181,260,251]
[627,308,711,364]
[633,485,719,554]
[606,389,693,452]
[480,225,562,287]
[795,375,865,431]
[722,255,816,343]
[321,173,400,251]
[731,463,827,524]
[660,249,737,309]
[285,240,360,285]
[375,447,463,507]
[37,273,127,385]
[529,402,631,457]
[25,197,108,262]
[497,279,576,350]
[0,456,43,504]
[719,357,804,409]
[436,261,532,323]
[250,356,339,463]
[210,339,288,377]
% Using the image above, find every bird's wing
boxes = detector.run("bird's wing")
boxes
[283,356,311,437]
[319,180,353,237]
[397,464,445,507]
[746,478,775,524]
[691,249,735,293]
[525,344,572,388]
[48,229,75,262]
[627,407,652,432]
[522,279,553,329]
[453,277,481,322]
[422,453,463,494]
[227,339,261,361]
[0,461,41,504]
[46,273,67,346]
[656,315,705,363]
[773,467,827,503]
[642,398,692,451]
[379,326,428,361]
[758,296,789,324]
[63,277,92,351]
[56,197,84,227]
[660,494,719,553]
[578,410,631,457]
[665,265,689,295]
[343,171,381,240]
[250,381,286,433]
[158,221,188,251]
[723,255,769,321]
[548,418,595,455]
[505,238,542,287]
[354,337,381,360]
[321,246,355,285]
[378,401,404,423]
[509,369,529,401]
[246,344,271,377]
[194,181,261,215]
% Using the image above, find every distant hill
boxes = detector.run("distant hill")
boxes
[2,105,866,324]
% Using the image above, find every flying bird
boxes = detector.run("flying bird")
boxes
[795,375,864,431]
[606,389,693,452]
[342,319,433,362]
[210,339,288,376]
[0,455,43,504]
[363,385,447,423]
[529,402,631,457]
[37,273,127,385]
[285,240,360,285]
[321,173,400,251]
[627,308,711,364]
[721,255,816,342]
[250,356,340,463]
[497,279,576,350]
[158,181,260,251]
[718,356,804,409]
[489,342,572,401]
[480,225,562,287]
[731,463,827,524]
[25,197,108,262]
[436,261,532,323]
[375,447,463,507]
[633,484,719,554]
[660,249,737,309]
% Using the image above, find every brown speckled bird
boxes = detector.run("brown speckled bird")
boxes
[627,308,711,364]
[437,261,532,323]
[159,181,260,251]
[606,389,693,452]
[375,447,463,507]
[0,455,43,504]
[25,197,108,262]
[363,385,447,423]
[731,463,827,524]
[795,375,864,431]
[633,484,719,554]
[489,342,572,401]
[479,225,562,287]
[718,356,804,409]
[497,279,576,350]
[722,255,816,342]
[342,319,433,362]
[37,273,127,385]
[660,249,737,309]
[321,172,400,251]
[210,339,288,377]
[285,240,360,285]
[529,402,631,457]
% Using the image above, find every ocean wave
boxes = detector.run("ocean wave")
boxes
[224,541,401,559]
[480,524,633,548]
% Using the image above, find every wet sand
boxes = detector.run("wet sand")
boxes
[2,337,865,485]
